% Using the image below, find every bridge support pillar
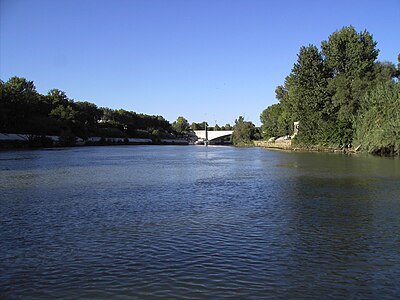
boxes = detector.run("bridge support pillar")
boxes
[205,122,208,146]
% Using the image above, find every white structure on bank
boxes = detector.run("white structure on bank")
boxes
[292,121,299,139]
[193,130,233,143]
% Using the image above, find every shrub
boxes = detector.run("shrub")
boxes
[353,81,400,155]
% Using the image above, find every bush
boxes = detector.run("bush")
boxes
[353,81,400,155]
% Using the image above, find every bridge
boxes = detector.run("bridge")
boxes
[193,130,233,144]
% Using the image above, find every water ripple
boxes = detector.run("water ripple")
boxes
[1,146,399,299]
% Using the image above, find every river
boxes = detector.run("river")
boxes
[1,146,399,299]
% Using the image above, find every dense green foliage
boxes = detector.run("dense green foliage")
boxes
[172,116,190,133]
[0,77,236,147]
[0,77,174,141]
[260,103,288,138]
[353,81,400,155]
[232,116,260,146]
[260,26,400,155]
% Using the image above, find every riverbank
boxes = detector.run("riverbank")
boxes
[0,133,189,149]
[254,140,292,150]
[253,140,370,155]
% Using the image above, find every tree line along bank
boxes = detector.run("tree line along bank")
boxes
[0,78,242,147]
[260,26,400,156]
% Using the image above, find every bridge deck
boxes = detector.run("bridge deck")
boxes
[193,130,233,141]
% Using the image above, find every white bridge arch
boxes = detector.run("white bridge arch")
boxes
[193,130,233,142]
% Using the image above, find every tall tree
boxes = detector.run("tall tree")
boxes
[321,26,379,143]
[278,45,331,144]
[2,77,40,131]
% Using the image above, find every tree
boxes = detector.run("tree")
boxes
[0,80,7,130]
[172,116,190,133]
[321,26,378,78]
[74,101,103,126]
[1,77,41,132]
[191,122,199,130]
[232,116,257,145]
[49,105,77,121]
[373,62,398,85]
[3,76,37,99]
[275,45,331,144]
[260,103,288,138]
[191,122,207,130]
[100,107,117,124]
[46,89,79,125]
[224,123,233,130]
[47,89,69,108]
[321,26,379,144]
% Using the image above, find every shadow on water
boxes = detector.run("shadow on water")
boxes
[276,152,400,298]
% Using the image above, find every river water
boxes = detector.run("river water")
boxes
[0,146,399,299]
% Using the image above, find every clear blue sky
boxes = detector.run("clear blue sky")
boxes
[1,0,399,126]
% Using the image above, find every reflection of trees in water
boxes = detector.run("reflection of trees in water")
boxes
[276,153,400,298]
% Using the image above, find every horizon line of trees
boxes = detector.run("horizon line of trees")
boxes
[0,77,238,145]
[0,77,177,143]
[260,26,400,155]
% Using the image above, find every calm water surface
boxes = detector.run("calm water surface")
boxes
[1,146,399,299]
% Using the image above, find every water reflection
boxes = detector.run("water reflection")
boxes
[280,153,400,298]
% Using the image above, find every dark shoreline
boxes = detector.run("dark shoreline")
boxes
[0,139,189,151]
